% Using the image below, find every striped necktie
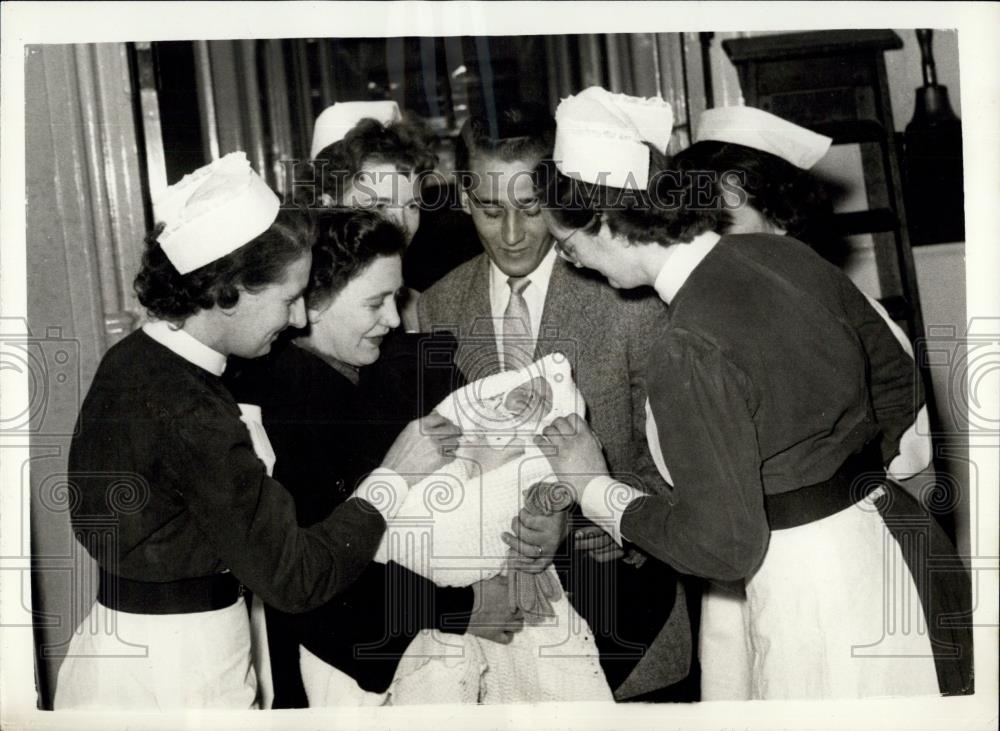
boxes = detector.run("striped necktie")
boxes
[501,276,532,371]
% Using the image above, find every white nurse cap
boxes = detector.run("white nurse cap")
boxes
[309,100,402,160]
[694,106,832,170]
[553,86,674,190]
[154,152,280,275]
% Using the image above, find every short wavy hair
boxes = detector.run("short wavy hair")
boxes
[455,103,556,183]
[540,143,724,248]
[313,118,437,206]
[671,140,829,238]
[306,208,407,309]
[134,208,315,321]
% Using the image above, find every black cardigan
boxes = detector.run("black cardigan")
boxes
[225,331,473,705]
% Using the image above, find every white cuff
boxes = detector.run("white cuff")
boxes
[578,476,645,546]
[350,468,409,522]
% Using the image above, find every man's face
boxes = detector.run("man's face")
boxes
[463,154,553,278]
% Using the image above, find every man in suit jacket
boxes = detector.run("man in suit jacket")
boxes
[417,105,694,701]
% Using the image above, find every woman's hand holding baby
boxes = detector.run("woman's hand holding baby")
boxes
[467,574,524,644]
[534,414,610,498]
[380,412,462,486]
[501,510,569,573]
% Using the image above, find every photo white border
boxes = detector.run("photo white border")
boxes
[2,2,997,729]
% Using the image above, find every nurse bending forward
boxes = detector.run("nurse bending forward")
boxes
[520,87,970,700]
[55,153,459,710]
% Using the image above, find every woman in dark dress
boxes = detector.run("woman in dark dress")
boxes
[56,153,459,709]
[227,209,522,706]
[522,86,970,699]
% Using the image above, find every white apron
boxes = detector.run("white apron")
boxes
[54,403,279,710]
[650,397,941,699]
[54,598,257,709]
[698,486,940,700]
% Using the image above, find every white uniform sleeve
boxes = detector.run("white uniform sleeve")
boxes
[578,475,646,546]
[351,468,410,522]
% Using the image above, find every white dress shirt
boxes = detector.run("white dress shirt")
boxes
[488,244,559,359]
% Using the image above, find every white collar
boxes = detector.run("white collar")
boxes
[488,243,559,304]
[142,320,227,376]
[652,230,722,305]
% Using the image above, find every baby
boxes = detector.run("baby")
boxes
[373,354,611,704]
[454,374,556,475]
[438,352,581,445]
[485,374,554,423]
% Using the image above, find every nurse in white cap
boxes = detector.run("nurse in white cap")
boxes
[309,101,434,330]
[677,105,833,238]
[676,105,932,480]
[55,152,459,709]
[673,105,943,697]
[524,86,967,699]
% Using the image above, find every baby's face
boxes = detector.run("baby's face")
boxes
[456,376,553,476]
[503,375,554,422]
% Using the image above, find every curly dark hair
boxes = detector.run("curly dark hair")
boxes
[671,140,829,238]
[306,208,407,309]
[312,117,437,206]
[455,103,556,184]
[134,207,315,321]
[540,143,724,247]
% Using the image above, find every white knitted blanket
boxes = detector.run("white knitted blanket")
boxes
[373,355,612,704]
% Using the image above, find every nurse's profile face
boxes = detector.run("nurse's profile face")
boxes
[223,253,311,358]
[342,160,421,244]
[545,213,645,290]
